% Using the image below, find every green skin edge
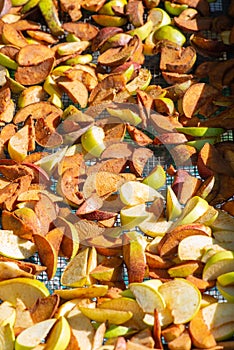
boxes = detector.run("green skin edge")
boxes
[38,0,64,37]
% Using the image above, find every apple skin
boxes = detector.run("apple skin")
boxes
[81,125,106,158]
[202,250,234,281]
[217,272,234,286]
[153,25,186,46]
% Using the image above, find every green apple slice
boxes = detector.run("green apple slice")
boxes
[81,125,106,158]
[174,196,209,227]
[0,52,18,70]
[45,316,71,350]
[79,307,133,325]
[106,107,142,126]
[217,283,234,303]
[217,272,234,286]
[0,277,50,308]
[0,229,36,259]
[143,308,173,328]
[129,279,165,314]
[119,180,163,206]
[153,25,186,46]
[120,203,149,228]
[176,127,225,137]
[178,235,215,261]
[142,164,166,190]
[186,138,216,151]
[202,250,234,281]
[15,318,56,350]
[34,146,68,174]
[147,7,171,30]
[98,0,127,15]
[164,1,188,15]
[104,324,134,339]
[128,20,153,41]
[166,185,182,221]
[158,278,201,324]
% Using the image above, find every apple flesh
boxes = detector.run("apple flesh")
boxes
[81,125,106,158]
[202,250,234,281]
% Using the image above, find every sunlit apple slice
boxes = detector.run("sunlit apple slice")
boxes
[128,20,153,41]
[202,302,234,341]
[139,213,173,237]
[211,209,234,232]
[217,272,234,286]
[35,146,68,174]
[106,107,142,126]
[0,301,16,327]
[8,125,30,162]
[54,284,108,300]
[164,0,188,15]
[0,229,37,259]
[79,307,133,325]
[176,127,225,137]
[119,180,163,206]
[81,125,106,158]
[142,164,166,190]
[153,25,186,46]
[173,196,209,227]
[158,278,201,324]
[143,308,173,328]
[178,235,215,261]
[0,277,50,308]
[217,283,234,303]
[120,203,149,229]
[15,318,56,350]
[129,279,165,314]
[147,7,171,30]
[44,316,71,349]
[0,324,15,350]
[166,185,182,221]
[202,251,234,281]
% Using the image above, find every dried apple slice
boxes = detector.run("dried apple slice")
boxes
[173,16,212,32]
[2,23,28,47]
[16,44,55,66]
[38,0,64,37]
[63,22,99,41]
[35,118,63,149]
[58,79,88,108]
[58,166,84,207]
[15,57,55,86]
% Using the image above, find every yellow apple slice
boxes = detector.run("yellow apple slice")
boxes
[34,146,68,174]
[0,323,15,350]
[119,180,163,206]
[217,272,234,286]
[142,164,166,190]
[120,203,149,228]
[15,318,56,350]
[129,279,165,314]
[54,284,108,300]
[166,185,182,221]
[8,125,30,162]
[158,278,201,324]
[174,196,209,227]
[153,24,186,46]
[0,229,36,259]
[106,107,142,126]
[0,277,50,308]
[81,125,106,158]
[61,247,89,287]
[45,316,71,350]
[139,214,173,237]
[202,250,234,281]
[0,301,16,327]
[128,20,153,41]
[147,7,171,30]
[79,307,133,325]
[178,235,215,261]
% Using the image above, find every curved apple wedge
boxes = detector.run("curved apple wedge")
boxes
[158,278,201,324]
[0,323,15,350]
[44,316,71,350]
[142,164,166,190]
[0,229,36,260]
[15,318,56,350]
[120,203,149,229]
[173,196,209,227]
[217,283,234,303]
[166,185,182,221]
[79,307,133,325]
[119,180,163,206]
[0,277,50,308]
[217,272,234,286]
[202,250,234,281]
[81,125,106,158]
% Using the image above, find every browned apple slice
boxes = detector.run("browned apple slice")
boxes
[0,86,14,123]
[173,16,212,32]
[172,169,202,204]
[145,252,173,269]
[129,147,153,176]
[30,294,60,323]
[62,22,99,41]
[89,256,123,282]
[189,309,217,348]
[176,0,210,16]
[60,0,82,21]
[208,58,234,90]
[15,57,55,86]
[164,46,197,74]
[126,124,153,146]
[0,0,12,18]
[58,79,89,108]
[190,33,228,58]
[158,223,211,257]
[35,118,63,148]
[58,166,84,207]
[2,23,28,47]
[64,69,98,91]
[16,44,55,66]
[126,0,144,26]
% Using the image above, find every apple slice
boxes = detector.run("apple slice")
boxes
[15,318,56,350]
[0,301,16,327]
[211,209,234,232]
[202,250,234,281]
[81,125,106,158]
[120,203,149,229]
[142,164,166,190]
[217,283,234,303]
[119,180,163,206]
[178,235,215,261]
[176,127,225,137]
[54,284,108,300]
[217,272,234,286]
[139,214,173,238]
[61,247,89,287]
[44,316,71,349]
[202,302,234,340]
[79,307,133,325]
[166,185,182,221]
[158,278,201,324]
[0,229,36,260]
[0,277,49,308]
[173,196,209,227]
[0,323,15,350]
[129,279,165,314]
